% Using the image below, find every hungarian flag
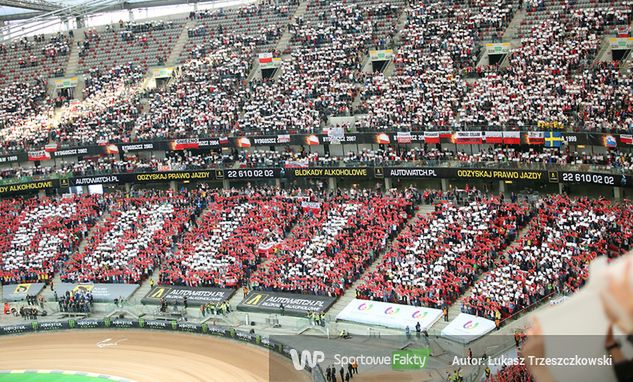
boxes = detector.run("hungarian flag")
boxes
[375,133,390,144]
[484,131,503,144]
[527,132,545,145]
[305,134,320,146]
[397,132,412,144]
[503,131,521,145]
[237,137,251,148]
[424,132,440,144]
[453,131,483,144]
[105,144,119,154]
[170,139,200,150]
[28,150,51,161]
[620,134,633,145]
[44,143,58,153]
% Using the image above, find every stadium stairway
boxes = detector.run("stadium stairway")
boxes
[246,1,308,82]
[326,203,437,322]
[623,56,632,76]
[391,2,410,47]
[623,21,633,75]
[126,275,155,306]
[77,211,111,253]
[65,39,81,77]
[33,211,115,313]
[428,208,538,335]
[166,18,196,66]
[593,37,612,65]
[277,0,308,54]
[502,8,526,41]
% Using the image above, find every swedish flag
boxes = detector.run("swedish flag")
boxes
[544,131,563,148]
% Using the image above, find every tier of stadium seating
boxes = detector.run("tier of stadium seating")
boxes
[249,190,414,296]
[0,0,631,150]
[0,190,630,325]
[77,20,185,73]
[462,195,633,320]
[161,192,301,287]
[356,190,531,308]
[2,145,632,185]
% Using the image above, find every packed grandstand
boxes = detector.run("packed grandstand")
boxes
[0,0,631,381]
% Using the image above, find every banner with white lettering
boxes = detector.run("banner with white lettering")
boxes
[141,285,235,306]
[453,131,483,145]
[336,299,442,330]
[237,291,336,316]
[441,313,496,343]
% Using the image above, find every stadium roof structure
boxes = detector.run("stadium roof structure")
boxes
[0,0,241,42]
[0,0,213,19]
[0,0,62,13]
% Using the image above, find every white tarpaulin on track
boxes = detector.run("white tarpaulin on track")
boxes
[441,313,496,343]
[336,299,442,330]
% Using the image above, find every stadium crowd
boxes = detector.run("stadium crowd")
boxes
[54,63,146,145]
[0,0,630,153]
[0,79,49,131]
[0,195,105,284]
[62,192,204,283]
[238,1,399,133]
[357,0,515,131]
[249,189,415,296]
[462,195,633,320]
[356,189,531,308]
[459,7,632,132]
[161,192,300,287]
[2,144,633,185]
[135,35,260,139]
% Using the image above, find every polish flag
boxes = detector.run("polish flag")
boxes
[484,131,503,144]
[503,131,521,145]
[620,134,633,145]
[424,132,440,144]
[375,133,390,144]
[237,137,252,148]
